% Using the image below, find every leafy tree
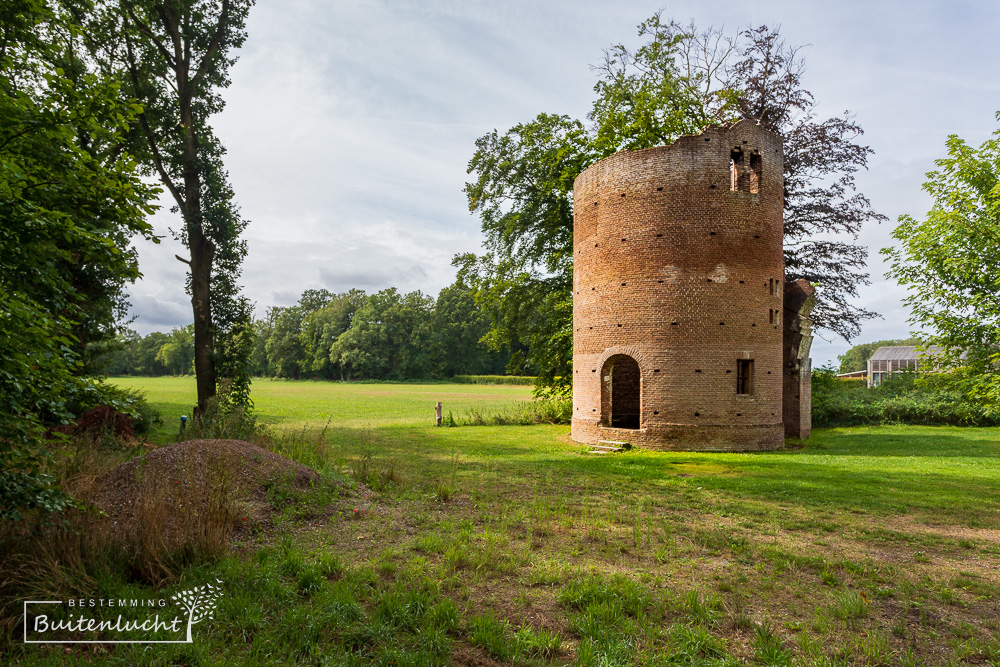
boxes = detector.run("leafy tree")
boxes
[332,289,435,380]
[91,0,254,413]
[257,289,336,379]
[1,0,157,518]
[132,329,171,374]
[883,114,1000,411]
[99,330,143,375]
[155,324,195,375]
[837,338,921,374]
[265,305,307,379]
[431,281,508,377]
[460,17,883,388]
[300,289,366,379]
[100,329,168,375]
[588,17,722,153]
[249,308,277,377]
[720,25,885,338]
[457,113,597,385]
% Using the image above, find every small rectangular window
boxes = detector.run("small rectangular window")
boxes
[736,359,753,395]
[730,149,743,191]
[749,153,762,193]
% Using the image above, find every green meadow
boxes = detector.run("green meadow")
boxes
[5,378,999,665]
[111,376,535,433]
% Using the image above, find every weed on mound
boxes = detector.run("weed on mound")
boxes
[0,439,350,598]
[91,439,323,522]
[86,440,347,556]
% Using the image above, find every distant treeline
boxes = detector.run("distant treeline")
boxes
[102,283,518,381]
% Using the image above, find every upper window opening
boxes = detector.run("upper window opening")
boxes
[736,359,754,395]
[730,148,762,193]
[749,153,761,193]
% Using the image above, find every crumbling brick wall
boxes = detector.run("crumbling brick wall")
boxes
[571,120,786,451]
[783,278,816,439]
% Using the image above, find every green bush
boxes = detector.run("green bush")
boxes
[812,368,999,427]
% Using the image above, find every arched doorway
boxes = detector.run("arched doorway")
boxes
[600,355,641,429]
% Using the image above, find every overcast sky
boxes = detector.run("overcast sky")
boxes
[127,0,1000,369]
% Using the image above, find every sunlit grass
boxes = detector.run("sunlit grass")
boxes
[111,376,534,438]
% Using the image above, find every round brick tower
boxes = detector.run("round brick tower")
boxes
[571,120,785,451]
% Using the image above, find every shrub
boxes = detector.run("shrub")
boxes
[184,395,268,444]
[812,368,999,427]
[68,383,162,438]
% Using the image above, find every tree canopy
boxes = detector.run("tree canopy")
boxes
[883,113,1000,411]
[459,16,883,388]
[0,0,157,518]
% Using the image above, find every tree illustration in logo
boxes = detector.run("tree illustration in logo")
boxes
[171,579,223,643]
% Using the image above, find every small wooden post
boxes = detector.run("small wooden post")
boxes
[435,402,443,427]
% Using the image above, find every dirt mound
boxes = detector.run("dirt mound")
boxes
[88,439,325,531]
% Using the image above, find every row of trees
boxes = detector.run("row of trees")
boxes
[104,283,513,380]
[105,326,196,376]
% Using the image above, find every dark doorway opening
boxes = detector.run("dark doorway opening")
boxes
[601,355,641,429]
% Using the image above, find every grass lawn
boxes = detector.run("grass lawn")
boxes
[5,379,1000,666]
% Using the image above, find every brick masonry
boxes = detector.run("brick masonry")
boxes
[570,120,801,452]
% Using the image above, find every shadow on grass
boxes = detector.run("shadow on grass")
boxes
[796,427,1000,459]
[300,423,1000,526]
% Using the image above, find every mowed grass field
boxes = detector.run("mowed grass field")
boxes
[10,378,1000,665]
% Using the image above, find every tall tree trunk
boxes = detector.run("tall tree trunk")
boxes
[189,228,216,413]
[179,76,216,413]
